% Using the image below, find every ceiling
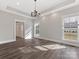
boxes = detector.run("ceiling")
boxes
[58,4,79,15]
[0,0,75,16]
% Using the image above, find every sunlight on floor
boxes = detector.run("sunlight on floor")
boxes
[42,44,66,49]
[34,44,66,51]
[34,46,48,51]
[19,47,38,53]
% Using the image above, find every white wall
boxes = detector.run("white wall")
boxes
[0,11,16,44]
[0,10,32,44]
[39,13,79,47]
[39,14,63,40]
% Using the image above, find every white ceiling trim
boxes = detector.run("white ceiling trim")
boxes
[1,9,36,19]
[42,0,79,16]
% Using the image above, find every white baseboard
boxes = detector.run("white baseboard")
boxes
[0,40,16,44]
[36,37,79,47]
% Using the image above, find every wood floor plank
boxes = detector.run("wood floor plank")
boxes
[0,38,79,59]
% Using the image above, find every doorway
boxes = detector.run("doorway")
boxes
[16,21,25,41]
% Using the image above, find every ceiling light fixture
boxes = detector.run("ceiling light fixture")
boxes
[31,0,40,17]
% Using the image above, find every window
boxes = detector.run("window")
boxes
[64,16,79,41]
[34,23,40,37]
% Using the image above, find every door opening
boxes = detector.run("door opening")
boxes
[16,21,24,41]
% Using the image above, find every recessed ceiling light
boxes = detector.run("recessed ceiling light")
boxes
[17,2,20,6]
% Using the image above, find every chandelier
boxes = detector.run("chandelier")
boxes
[31,0,40,17]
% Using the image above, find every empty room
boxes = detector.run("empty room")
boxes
[0,0,79,59]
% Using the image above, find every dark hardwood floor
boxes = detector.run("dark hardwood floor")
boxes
[0,38,79,59]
